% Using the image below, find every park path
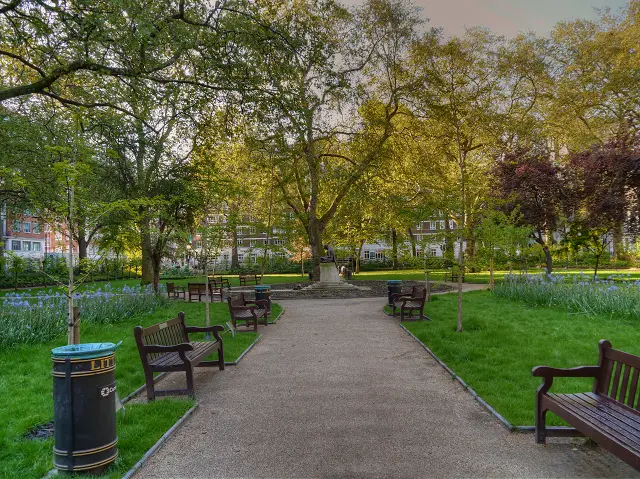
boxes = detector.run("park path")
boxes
[135,297,637,478]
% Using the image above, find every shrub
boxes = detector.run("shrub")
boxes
[0,284,168,349]
[494,271,640,319]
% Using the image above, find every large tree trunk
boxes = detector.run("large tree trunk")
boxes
[391,228,398,270]
[407,227,416,257]
[612,222,623,262]
[308,218,323,281]
[542,244,553,274]
[140,215,154,285]
[231,228,238,269]
[444,218,455,264]
[78,238,88,261]
[152,253,162,293]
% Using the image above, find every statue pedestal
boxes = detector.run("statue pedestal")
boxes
[302,263,369,291]
[319,263,341,283]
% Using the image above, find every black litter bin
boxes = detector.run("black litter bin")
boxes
[255,285,271,313]
[346,269,353,280]
[52,342,121,473]
[387,280,402,307]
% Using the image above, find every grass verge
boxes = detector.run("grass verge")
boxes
[0,300,280,479]
[402,290,640,426]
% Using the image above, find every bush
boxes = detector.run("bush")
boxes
[494,271,640,319]
[0,283,168,349]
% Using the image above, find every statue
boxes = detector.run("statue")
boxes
[320,244,336,263]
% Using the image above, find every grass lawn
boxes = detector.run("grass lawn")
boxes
[402,290,640,426]
[0,300,280,479]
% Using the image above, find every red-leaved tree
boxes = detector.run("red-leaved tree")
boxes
[494,149,565,273]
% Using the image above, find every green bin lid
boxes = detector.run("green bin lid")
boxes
[387,280,402,284]
[51,341,122,359]
[255,285,270,290]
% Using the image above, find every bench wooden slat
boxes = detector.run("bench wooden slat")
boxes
[629,370,640,409]
[580,393,640,428]
[620,366,632,404]
[611,362,624,399]
[571,394,640,441]
[549,394,640,450]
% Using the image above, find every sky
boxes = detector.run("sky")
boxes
[342,0,629,37]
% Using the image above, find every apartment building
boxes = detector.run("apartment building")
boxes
[1,207,102,260]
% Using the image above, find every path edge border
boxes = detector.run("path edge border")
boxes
[120,403,199,479]
[269,306,285,324]
[225,333,263,366]
[398,323,517,432]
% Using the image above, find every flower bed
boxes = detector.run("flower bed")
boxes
[495,272,640,319]
[0,284,168,348]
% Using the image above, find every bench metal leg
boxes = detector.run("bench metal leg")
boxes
[218,344,225,370]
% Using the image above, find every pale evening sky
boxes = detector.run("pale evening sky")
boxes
[342,0,629,37]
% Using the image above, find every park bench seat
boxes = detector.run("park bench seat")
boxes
[134,312,224,401]
[533,340,640,470]
[227,294,268,332]
[239,273,260,286]
[391,286,427,321]
[188,283,206,301]
[166,282,186,299]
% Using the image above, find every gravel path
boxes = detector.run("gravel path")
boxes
[134,297,638,478]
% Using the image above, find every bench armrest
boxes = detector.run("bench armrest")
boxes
[143,343,193,353]
[532,366,600,378]
[246,299,269,308]
[391,293,411,302]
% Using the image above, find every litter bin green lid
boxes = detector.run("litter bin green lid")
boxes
[387,280,402,284]
[51,342,122,359]
[255,285,270,290]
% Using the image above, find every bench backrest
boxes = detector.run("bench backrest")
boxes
[188,283,206,293]
[595,340,640,409]
[134,313,189,361]
[227,294,248,311]
[166,282,176,294]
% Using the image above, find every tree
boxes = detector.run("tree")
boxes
[494,149,565,274]
[242,0,421,280]
[476,209,531,289]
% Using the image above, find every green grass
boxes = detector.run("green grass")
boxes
[0,300,280,479]
[403,290,640,426]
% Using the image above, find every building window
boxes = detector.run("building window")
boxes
[251,253,258,263]
[264,239,268,245]
[430,247,438,257]
[416,235,422,242]
[32,223,40,234]
[11,240,21,251]
[238,254,244,262]
[23,222,31,233]
[32,242,41,252]
[248,226,256,234]
[274,239,285,246]
[223,254,229,261]
[12,220,20,233]
[236,239,242,246]
[274,252,285,258]
[430,221,437,230]
[249,240,256,247]
[22,241,31,251]
[415,223,421,231]
[450,220,455,229]
[439,220,445,229]
[375,251,385,260]
[364,250,371,260]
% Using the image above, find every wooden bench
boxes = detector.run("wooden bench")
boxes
[533,340,640,470]
[209,276,231,289]
[239,273,260,286]
[227,294,268,332]
[166,282,186,300]
[391,286,427,321]
[187,283,207,302]
[443,271,465,282]
[134,312,224,401]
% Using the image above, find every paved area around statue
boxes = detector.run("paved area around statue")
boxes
[135,296,638,478]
